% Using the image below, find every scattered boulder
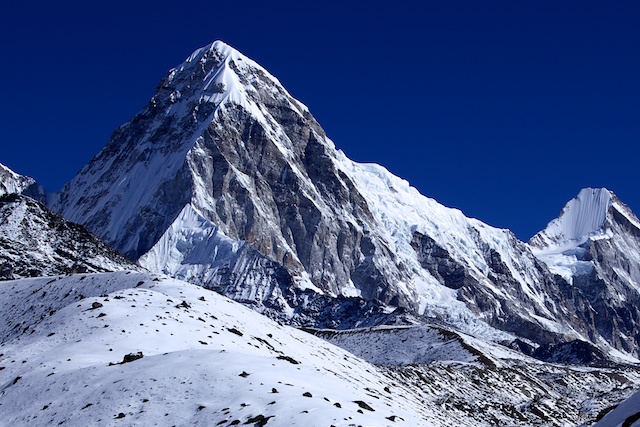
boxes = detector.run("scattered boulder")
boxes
[276,355,299,365]
[353,400,374,411]
[175,301,191,310]
[122,352,144,364]
[245,414,273,426]
[227,327,243,336]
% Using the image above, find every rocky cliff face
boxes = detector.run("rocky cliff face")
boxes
[49,41,640,358]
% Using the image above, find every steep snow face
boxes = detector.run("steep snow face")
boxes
[138,203,245,278]
[52,41,619,349]
[532,188,612,248]
[137,203,304,320]
[0,162,45,201]
[0,194,139,279]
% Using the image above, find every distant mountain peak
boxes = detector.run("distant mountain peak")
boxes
[530,187,613,250]
[0,162,45,202]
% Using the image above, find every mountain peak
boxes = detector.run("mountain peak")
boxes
[159,40,308,121]
[0,162,36,196]
[0,162,46,202]
[530,187,613,249]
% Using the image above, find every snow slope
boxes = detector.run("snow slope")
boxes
[0,272,430,426]
[2,271,638,427]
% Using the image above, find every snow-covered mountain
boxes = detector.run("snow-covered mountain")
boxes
[5,39,640,427]
[532,188,640,357]
[0,163,137,278]
[50,41,640,359]
[0,193,139,279]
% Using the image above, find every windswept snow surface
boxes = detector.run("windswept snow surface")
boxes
[0,272,430,426]
[2,272,638,427]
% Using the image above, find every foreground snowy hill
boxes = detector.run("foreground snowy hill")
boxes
[0,272,427,426]
[50,40,640,358]
[1,271,638,426]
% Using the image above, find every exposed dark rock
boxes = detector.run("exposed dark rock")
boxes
[121,352,144,364]
[276,355,299,364]
[353,400,374,411]
[244,414,273,426]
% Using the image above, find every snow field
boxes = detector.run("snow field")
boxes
[0,272,428,426]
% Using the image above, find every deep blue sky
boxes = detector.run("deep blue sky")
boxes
[1,1,638,240]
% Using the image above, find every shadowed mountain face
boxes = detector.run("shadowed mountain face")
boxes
[49,41,640,359]
[0,193,139,279]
